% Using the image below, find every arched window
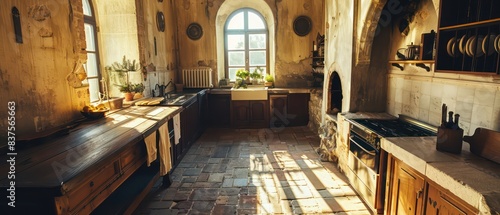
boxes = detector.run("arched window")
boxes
[225,8,268,81]
[82,0,102,102]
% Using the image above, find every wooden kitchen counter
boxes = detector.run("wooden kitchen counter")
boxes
[382,136,500,214]
[0,105,182,214]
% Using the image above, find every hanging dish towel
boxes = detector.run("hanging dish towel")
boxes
[158,123,172,176]
[173,113,181,145]
[143,132,157,166]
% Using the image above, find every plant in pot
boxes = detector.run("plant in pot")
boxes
[264,74,274,87]
[250,67,263,85]
[235,69,250,89]
[132,83,145,99]
[118,83,135,101]
[106,55,140,101]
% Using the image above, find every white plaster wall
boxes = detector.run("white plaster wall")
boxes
[323,0,354,122]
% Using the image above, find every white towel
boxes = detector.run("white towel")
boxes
[173,113,181,145]
[158,123,172,176]
[143,132,157,166]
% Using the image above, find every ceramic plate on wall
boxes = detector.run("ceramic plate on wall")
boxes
[293,16,312,36]
[156,11,165,32]
[482,33,497,56]
[186,23,203,40]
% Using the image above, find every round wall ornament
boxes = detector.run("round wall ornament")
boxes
[186,23,203,40]
[156,11,165,32]
[293,15,312,36]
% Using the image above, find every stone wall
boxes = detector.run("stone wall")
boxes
[308,88,323,133]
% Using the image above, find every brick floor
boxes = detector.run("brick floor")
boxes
[135,127,370,215]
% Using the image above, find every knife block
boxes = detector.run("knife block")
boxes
[436,127,464,154]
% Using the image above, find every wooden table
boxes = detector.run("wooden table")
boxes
[0,106,182,214]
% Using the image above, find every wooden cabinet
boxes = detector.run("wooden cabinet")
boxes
[231,100,269,128]
[385,155,478,215]
[436,0,500,74]
[179,98,200,159]
[288,93,310,126]
[386,155,426,215]
[208,94,231,127]
[270,95,287,127]
[426,182,478,215]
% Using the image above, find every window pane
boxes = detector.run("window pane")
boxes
[248,11,265,29]
[227,12,244,30]
[88,78,100,102]
[250,67,266,76]
[82,0,92,16]
[228,68,243,81]
[85,53,98,77]
[227,35,245,50]
[249,51,266,65]
[228,51,245,66]
[84,24,95,52]
[249,34,266,49]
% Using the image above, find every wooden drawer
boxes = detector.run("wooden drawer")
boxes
[120,143,146,172]
[61,161,120,213]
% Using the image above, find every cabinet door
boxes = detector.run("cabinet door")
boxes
[249,100,269,128]
[208,94,231,127]
[388,158,425,215]
[426,183,477,215]
[270,95,287,127]
[288,93,310,126]
[231,100,250,127]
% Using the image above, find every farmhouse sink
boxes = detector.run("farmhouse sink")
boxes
[231,86,268,100]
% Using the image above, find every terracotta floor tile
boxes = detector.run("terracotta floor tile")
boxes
[134,127,369,215]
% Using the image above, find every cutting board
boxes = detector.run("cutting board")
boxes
[463,128,500,164]
[135,97,165,106]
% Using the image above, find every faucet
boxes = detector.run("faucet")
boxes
[164,80,176,98]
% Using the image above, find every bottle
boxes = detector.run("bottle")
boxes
[452,114,460,130]
[446,111,454,128]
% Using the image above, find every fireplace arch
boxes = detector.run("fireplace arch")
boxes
[327,71,342,114]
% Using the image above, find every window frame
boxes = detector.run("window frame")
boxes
[224,8,269,81]
[83,0,102,102]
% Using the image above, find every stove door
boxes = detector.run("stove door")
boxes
[349,133,379,171]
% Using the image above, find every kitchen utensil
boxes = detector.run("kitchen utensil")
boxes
[463,128,500,164]
[482,33,496,56]
[155,84,167,97]
[405,42,420,60]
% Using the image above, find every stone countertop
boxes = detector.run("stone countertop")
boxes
[382,136,500,214]
[208,87,315,94]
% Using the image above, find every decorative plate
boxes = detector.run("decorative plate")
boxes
[156,11,165,32]
[293,16,312,37]
[186,23,203,40]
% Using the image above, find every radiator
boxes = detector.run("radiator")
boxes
[181,67,213,88]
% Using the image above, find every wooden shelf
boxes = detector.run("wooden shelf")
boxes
[439,18,500,31]
[389,60,435,71]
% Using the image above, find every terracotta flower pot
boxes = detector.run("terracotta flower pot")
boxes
[124,92,135,101]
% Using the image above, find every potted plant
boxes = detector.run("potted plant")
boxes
[132,83,145,99]
[235,69,250,89]
[250,67,263,85]
[106,56,141,101]
[264,74,274,87]
[118,83,135,101]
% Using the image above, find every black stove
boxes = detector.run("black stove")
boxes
[352,118,436,137]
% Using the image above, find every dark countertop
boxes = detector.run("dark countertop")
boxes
[0,106,181,190]
[208,87,314,94]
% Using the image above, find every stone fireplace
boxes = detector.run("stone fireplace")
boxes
[317,70,344,162]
